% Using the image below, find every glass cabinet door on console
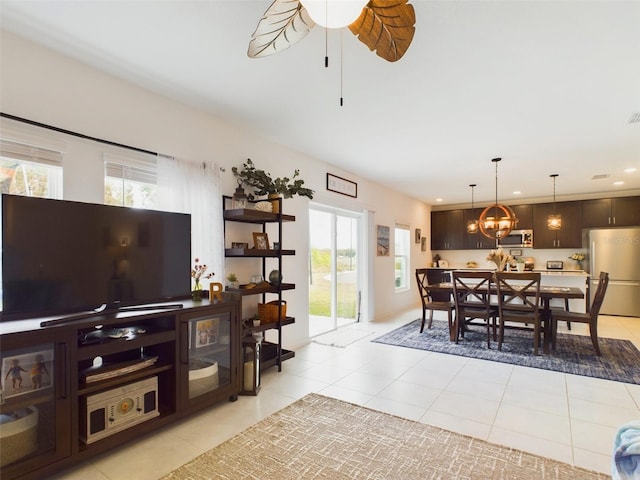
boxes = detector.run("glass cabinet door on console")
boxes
[179,306,239,409]
[0,333,71,479]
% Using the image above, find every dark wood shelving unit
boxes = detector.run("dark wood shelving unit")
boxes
[222,196,296,375]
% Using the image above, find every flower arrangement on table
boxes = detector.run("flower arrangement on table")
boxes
[487,248,513,271]
[191,258,214,300]
[569,252,586,269]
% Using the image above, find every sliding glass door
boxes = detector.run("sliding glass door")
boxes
[309,205,361,337]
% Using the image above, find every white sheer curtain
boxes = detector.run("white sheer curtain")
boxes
[157,155,224,284]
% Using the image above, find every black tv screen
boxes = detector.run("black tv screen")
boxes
[1,194,191,320]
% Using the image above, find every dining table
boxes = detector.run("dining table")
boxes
[428,282,585,354]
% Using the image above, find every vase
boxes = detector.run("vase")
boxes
[268,193,281,214]
[192,279,203,301]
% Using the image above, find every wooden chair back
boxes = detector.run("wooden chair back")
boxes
[589,271,610,320]
[415,268,433,307]
[451,270,494,313]
[495,272,541,314]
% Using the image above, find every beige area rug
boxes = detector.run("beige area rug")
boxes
[162,393,609,480]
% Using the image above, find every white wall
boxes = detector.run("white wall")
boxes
[0,31,431,348]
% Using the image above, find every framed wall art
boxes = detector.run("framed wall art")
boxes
[376,225,390,256]
[326,173,357,198]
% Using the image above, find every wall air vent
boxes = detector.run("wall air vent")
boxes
[629,112,640,124]
[592,174,610,180]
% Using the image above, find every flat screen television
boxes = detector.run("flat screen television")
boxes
[1,194,191,321]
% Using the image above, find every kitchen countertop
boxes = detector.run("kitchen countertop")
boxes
[426,266,588,275]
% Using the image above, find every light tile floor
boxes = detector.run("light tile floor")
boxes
[52,309,640,479]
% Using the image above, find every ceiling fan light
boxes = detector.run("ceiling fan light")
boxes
[300,0,368,28]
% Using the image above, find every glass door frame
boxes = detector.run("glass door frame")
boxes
[308,203,363,337]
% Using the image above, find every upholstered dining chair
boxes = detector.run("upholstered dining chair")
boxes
[495,271,543,355]
[451,270,498,347]
[415,268,456,340]
[550,271,609,355]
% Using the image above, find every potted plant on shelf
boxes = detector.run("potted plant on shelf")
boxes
[232,158,314,213]
[226,272,239,290]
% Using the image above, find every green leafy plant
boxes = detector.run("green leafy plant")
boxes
[232,158,314,200]
[226,272,238,282]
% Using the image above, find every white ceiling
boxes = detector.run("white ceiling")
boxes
[1,0,639,207]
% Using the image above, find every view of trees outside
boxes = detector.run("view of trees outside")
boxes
[104,176,157,208]
[309,246,357,317]
[309,210,358,324]
[1,159,59,197]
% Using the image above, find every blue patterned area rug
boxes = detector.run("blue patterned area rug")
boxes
[372,319,640,385]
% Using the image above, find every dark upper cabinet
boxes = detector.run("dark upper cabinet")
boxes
[582,196,640,228]
[463,209,495,249]
[510,204,534,230]
[431,210,464,250]
[532,201,582,248]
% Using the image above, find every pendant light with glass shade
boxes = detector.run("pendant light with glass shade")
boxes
[478,158,518,240]
[547,174,562,230]
[466,184,479,234]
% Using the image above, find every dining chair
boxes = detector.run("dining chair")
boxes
[495,271,543,355]
[550,271,609,355]
[451,271,498,347]
[415,268,456,340]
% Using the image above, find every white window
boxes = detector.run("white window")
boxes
[394,226,410,291]
[104,153,157,208]
[0,139,63,198]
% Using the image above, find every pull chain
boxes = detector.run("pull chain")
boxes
[340,29,344,106]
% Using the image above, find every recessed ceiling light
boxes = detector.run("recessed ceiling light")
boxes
[613,181,624,186]
[435,198,443,202]
[624,167,637,173]
[513,190,521,195]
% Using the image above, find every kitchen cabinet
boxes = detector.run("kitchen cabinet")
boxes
[510,204,534,230]
[582,196,640,228]
[463,209,495,249]
[431,210,464,250]
[532,201,582,248]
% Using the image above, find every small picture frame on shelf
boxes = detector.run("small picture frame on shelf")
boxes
[194,318,220,348]
[252,232,270,250]
[231,242,249,249]
[2,347,54,399]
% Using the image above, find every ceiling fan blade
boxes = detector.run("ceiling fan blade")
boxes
[348,0,416,62]
[248,0,316,58]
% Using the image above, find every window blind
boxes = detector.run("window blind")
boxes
[0,139,63,166]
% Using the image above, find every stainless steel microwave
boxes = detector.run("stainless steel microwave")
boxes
[497,229,533,248]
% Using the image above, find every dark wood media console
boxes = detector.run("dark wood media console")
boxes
[0,294,242,480]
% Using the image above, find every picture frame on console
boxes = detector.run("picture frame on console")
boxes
[2,347,54,400]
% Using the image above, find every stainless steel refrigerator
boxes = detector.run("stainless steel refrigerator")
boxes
[588,228,640,317]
